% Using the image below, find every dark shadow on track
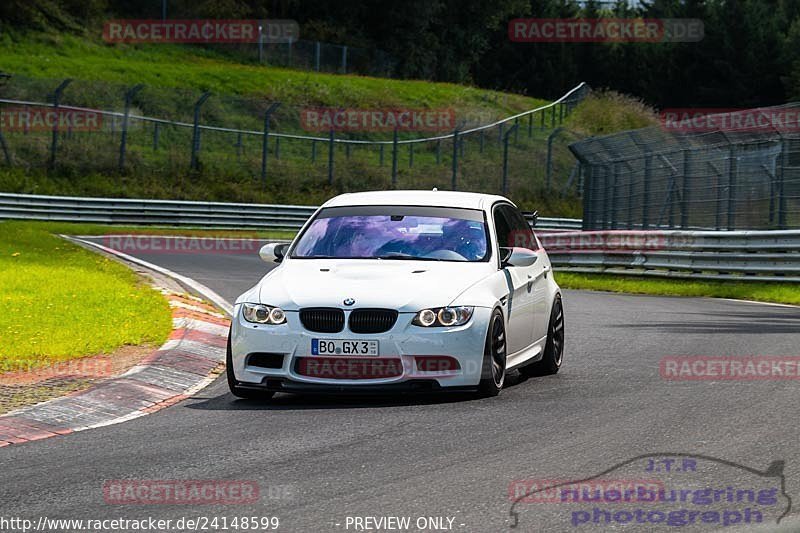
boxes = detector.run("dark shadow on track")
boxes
[186,371,532,411]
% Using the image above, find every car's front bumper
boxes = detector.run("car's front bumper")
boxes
[230,305,492,390]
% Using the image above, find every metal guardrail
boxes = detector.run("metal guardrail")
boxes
[540,230,800,282]
[0,192,580,231]
[7,193,793,283]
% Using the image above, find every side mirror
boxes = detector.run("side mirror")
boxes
[259,243,289,263]
[500,247,538,268]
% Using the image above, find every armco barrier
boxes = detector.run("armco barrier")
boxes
[541,229,800,282]
[0,192,581,231]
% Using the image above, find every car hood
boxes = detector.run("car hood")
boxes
[257,259,494,312]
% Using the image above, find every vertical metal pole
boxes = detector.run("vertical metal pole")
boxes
[327,129,335,185]
[260,102,281,186]
[528,113,533,138]
[391,128,399,187]
[727,144,737,230]
[610,164,619,229]
[501,124,517,196]
[451,129,459,190]
[559,103,564,124]
[550,106,556,128]
[681,149,691,228]
[190,92,211,171]
[642,154,652,229]
[258,25,263,63]
[119,84,144,171]
[582,165,593,230]
[49,78,72,169]
[153,123,160,151]
[602,167,611,230]
[514,118,519,145]
[545,128,560,191]
[778,137,787,229]
[408,143,414,168]
[627,166,635,229]
[162,0,167,20]
[314,42,321,71]
[341,46,348,74]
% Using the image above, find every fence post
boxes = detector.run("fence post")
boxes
[610,163,619,229]
[0,128,10,165]
[408,143,414,168]
[681,149,691,228]
[501,123,518,195]
[451,129,459,190]
[545,128,562,191]
[153,123,160,151]
[379,144,385,166]
[258,24,263,63]
[260,102,281,187]
[49,78,72,169]
[119,83,144,171]
[327,129,335,185]
[341,46,348,74]
[642,154,652,229]
[540,110,545,130]
[314,42,321,71]
[727,144,737,230]
[391,128,398,187]
[778,137,787,229]
[551,106,556,128]
[514,118,519,145]
[190,92,211,171]
[582,164,593,230]
[528,113,533,138]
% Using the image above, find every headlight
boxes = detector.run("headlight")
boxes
[242,303,287,325]
[413,306,474,327]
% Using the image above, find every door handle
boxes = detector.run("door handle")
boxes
[543,265,551,272]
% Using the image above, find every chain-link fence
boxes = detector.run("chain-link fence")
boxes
[570,105,800,230]
[0,74,590,205]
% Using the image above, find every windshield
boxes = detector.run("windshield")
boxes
[291,206,489,262]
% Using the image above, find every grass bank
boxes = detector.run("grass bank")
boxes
[0,220,173,372]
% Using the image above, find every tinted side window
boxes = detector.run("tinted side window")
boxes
[493,205,512,252]
[498,205,538,251]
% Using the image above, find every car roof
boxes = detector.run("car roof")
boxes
[320,190,514,211]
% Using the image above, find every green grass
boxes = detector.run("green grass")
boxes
[0,31,544,112]
[555,272,800,306]
[0,220,173,372]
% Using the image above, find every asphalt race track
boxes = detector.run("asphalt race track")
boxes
[2,239,800,531]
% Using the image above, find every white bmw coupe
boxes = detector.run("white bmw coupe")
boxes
[227,190,564,399]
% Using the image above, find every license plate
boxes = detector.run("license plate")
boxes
[312,339,378,356]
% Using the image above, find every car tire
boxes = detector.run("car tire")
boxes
[226,331,275,400]
[477,308,507,397]
[520,294,564,378]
